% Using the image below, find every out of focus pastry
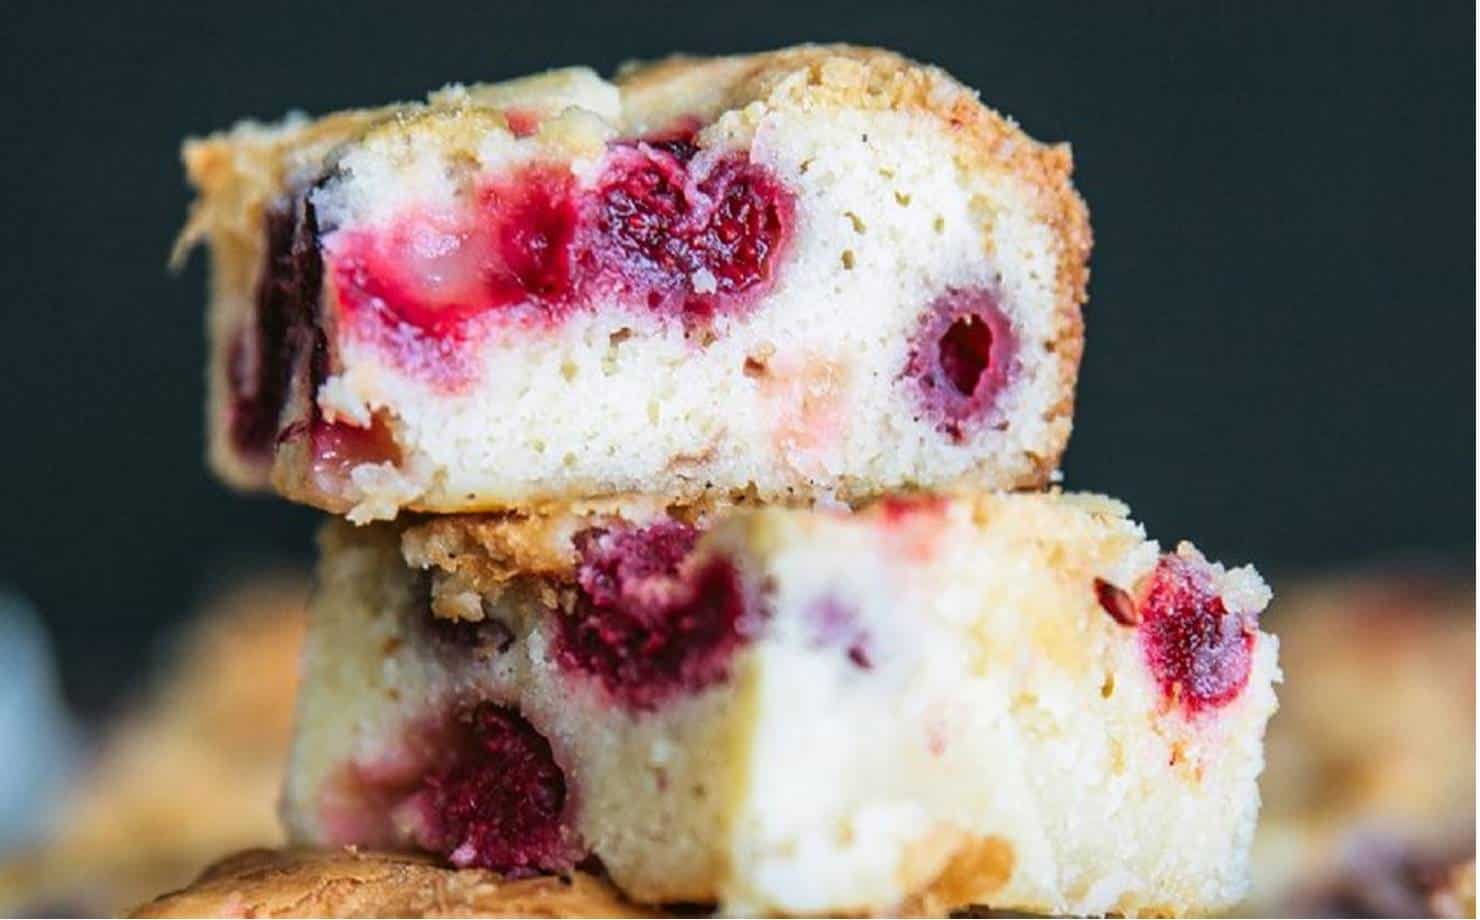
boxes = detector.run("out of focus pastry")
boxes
[0,573,307,916]
[129,847,647,918]
[1241,566,1475,917]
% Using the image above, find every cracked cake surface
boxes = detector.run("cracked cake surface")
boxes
[283,491,1277,916]
[179,44,1090,521]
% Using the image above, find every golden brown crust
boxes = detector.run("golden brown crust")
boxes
[129,848,652,918]
[401,511,587,590]
[397,498,721,597]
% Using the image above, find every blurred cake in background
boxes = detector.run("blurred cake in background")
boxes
[1242,565,1475,918]
[0,573,307,917]
[129,848,646,918]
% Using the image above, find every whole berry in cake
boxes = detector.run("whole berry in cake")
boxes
[556,521,757,710]
[907,288,1019,442]
[396,703,576,875]
[1139,554,1257,714]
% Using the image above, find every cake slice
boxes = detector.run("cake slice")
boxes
[283,492,1278,916]
[178,45,1090,520]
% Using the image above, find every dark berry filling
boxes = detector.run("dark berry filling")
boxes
[430,616,516,657]
[394,702,578,875]
[227,203,304,460]
[555,521,760,710]
[906,288,1019,442]
[1137,554,1256,715]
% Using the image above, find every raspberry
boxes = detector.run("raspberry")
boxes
[398,703,578,875]
[479,167,579,305]
[585,137,793,319]
[555,521,760,710]
[1138,554,1256,715]
[906,288,1019,442]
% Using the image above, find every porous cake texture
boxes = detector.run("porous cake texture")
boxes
[283,492,1277,916]
[180,45,1090,521]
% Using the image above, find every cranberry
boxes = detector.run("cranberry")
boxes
[1138,554,1256,715]
[397,703,577,875]
[584,137,793,319]
[906,288,1019,442]
[555,521,760,710]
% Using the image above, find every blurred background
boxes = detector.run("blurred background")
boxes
[0,1,1472,915]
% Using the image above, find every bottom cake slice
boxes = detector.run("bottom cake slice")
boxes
[283,492,1279,917]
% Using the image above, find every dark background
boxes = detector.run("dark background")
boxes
[2,2,1473,714]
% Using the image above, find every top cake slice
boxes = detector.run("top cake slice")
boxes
[179,44,1090,520]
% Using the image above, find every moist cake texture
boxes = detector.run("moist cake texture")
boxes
[179,45,1090,520]
[283,492,1278,916]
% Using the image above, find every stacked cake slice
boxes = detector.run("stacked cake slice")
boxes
[175,44,1278,917]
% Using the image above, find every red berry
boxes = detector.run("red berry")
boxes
[584,137,793,319]
[399,703,577,875]
[1138,554,1256,715]
[555,521,760,710]
[906,288,1019,442]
